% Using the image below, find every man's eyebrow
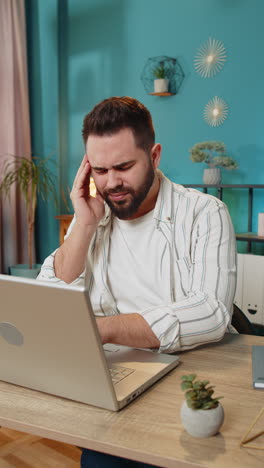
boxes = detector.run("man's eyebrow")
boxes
[91,165,106,171]
[92,160,135,171]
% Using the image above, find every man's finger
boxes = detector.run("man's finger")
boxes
[72,155,89,187]
[74,162,91,191]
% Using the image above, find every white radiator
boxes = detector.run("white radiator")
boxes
[234,253,264,325]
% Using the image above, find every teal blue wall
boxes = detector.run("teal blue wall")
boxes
[26,0,59,259]
[26,0,264,261]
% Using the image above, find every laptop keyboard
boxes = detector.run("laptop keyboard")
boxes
[109,365,135,384]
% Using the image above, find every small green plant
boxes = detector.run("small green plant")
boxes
[181,374,223,410]
[190,141,238,170]
[152,62,168,79]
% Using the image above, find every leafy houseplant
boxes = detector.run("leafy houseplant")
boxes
[152,63,168,79]
[190,141,238,184]
[181,374,222,409]
[152,62,169,93]
[180,374,224,437]
[0,155,57,276]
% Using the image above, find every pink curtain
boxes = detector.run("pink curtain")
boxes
[0,0,31,273]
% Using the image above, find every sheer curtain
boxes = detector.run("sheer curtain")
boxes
[0,0,31,273]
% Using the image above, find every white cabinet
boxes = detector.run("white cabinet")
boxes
[234,253,264,324]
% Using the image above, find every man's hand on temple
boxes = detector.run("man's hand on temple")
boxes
[54,155,105,284]
[70,154,105,228]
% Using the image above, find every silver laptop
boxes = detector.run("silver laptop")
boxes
[0,274,180,411]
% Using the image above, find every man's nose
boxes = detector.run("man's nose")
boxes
[106,170,122,190]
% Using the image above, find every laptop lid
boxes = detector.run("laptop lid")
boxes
[0,274,179,411]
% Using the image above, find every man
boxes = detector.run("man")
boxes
[38,96,236,467]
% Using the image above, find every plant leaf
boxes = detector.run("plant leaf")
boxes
[181,381,192,390]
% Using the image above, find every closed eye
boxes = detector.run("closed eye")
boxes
[92,161,135,174]
[115,162,135,171]
[116,165,133,171]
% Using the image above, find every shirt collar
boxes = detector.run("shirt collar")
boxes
[153,170,174,224]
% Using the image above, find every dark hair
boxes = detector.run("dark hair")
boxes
[82,96,155,153]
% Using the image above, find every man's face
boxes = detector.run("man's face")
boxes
[86,128,160,219]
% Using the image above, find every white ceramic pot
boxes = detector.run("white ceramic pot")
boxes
[180,401,224,438]
[203,168,221,185]
[154,78,169,93]
[9,264,42,279]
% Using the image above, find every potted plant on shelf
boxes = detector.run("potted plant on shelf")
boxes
[189,141,238,184]
[180,374,224,438]
[152,62,169,93]
[0,154,57,278]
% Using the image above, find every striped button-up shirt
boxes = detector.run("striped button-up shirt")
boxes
[38,171,237,353]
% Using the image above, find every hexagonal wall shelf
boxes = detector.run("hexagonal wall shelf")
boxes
[141,55,184,96]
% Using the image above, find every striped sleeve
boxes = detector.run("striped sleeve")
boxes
[37,249,85,286]
[37,216,85,286]
[141,200,237,353]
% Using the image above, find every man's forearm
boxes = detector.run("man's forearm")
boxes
[96,313,160,349]
[54,222,96,283]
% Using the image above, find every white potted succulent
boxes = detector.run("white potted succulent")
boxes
[152,62,169,93]
[0,154,57,278]
[190,141,238,184]
[180,374,224,438]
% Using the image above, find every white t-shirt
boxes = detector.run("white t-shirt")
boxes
[108,210,168,313]
[91,209,168,315]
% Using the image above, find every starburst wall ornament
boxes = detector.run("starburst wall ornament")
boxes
[194,38,227,78]
[204,96,228,127]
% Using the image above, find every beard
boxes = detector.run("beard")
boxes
[101,165,155,220]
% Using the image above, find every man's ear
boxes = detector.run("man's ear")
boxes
[151,143,162,169]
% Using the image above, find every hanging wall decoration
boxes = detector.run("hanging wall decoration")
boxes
[194,37,227,78]
[204,96,228,127]
[141,56,185,96]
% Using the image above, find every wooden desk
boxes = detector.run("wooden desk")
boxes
[0,334,263,467]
